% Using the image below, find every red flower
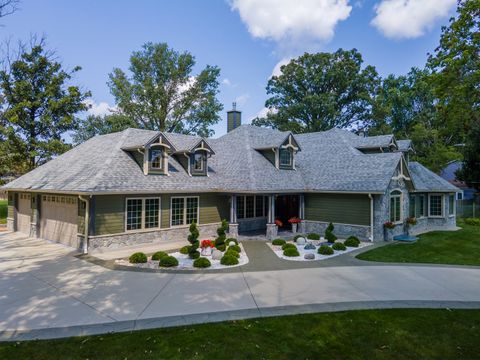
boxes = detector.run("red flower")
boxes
[200,240,214,248]
[275,219,283,227]
[288,217,301,224]
[383,221,395,229]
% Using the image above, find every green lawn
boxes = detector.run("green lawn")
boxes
[0,309,479,360]
[0,200,7,225]
[357,221,480,266]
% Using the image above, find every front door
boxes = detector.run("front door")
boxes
[275,195,299,230]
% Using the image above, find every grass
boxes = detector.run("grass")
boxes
[0,309,479,359]
[0,200,7,225]
[357,220,480,266]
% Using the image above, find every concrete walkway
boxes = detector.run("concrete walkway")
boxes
[1,232,480,341]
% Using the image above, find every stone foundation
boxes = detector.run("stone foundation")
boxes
[304,220,371,241]
[228,223,239,238]
[266,223,278,240]
[238,217,267,232]
[6,218,14,232]
[88,223,220,250]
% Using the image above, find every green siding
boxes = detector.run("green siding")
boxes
[200,194,229,224]
[94,195,125,235]
[305,193,370,226]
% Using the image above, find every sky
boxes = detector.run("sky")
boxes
[2,0,457,138]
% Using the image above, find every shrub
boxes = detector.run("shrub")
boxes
[216,244,226,252]
[228,244,241,253]
[307,233,320,240]
[151,251,168,261]
[226,237,238,245]
[318,245,334,255]
[282,243,297,251]
[159,256,179,267]
[215,219,229,247]
[188,222,200,259]
[193,257,211,268]
[190,251,200,259]
[180,246,190,255]
[332,242,346,251]
[344,236,360,247]
[129,252,147,264]
[272,239,286,246]
[326,222,334,232]
[325,229,337,243]
[221,254,239,266]
[293,234,305,242]
[465,218,480,226]
[224,249,240,258]
[283,247,300,257]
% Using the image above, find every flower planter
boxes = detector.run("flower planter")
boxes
[383,227,394,241]
[292,223,298,233]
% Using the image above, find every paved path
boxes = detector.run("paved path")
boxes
[0,232,479,341]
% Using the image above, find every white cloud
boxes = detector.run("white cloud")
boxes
[230,0,352,43]
[371,0,456,39]
[271,58,292,78]
[84,100,115,116]
[234,93,250,107]
[222,78,232,86]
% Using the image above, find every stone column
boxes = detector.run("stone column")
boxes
[228,195,239,238]
[266,195,277,240]
[298,194,306,233]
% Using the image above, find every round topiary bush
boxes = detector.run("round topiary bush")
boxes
[282,243,297,251]
[216,244,226,252]
[190,251,201,259]
[307,233,320,240]
[344,236,360,247]
[180,246,190,255]
[227,237,238,245]
[272,238,286,246]
[318,245,334,255]
[221,254,239,266]
[293,234,305,242]
[228,244,241,253]
[151,251,168,261]
[332,242,347,251]
[193,257,211,268]
[283,247,300,257]
[224,249,240,258]
[129,252,147,264]
[159,256,179,267]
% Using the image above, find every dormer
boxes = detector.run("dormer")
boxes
[170,137,215,176]
[355,134,398,154]
[256,133,301,170]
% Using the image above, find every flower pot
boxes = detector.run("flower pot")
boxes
[201,247,212,256]
[292,223,298,233]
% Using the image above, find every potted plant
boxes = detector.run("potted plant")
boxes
[405,217,417,235]
[383,221,395,241]
[275,219,283,228]
[288,217,301,233]
[200,239,214,256]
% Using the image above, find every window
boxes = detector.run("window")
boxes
[417,194,426,218]
[245,196,255,218]
[428,194,443,217]
[409,194,416,218]
[448,194,455,216]
[279,148,293,167]
[126,198,161,231]
[150,149,163,170]
[389,190,402,223]
[170,196,199,226]
[236,195,268,219]
[457,192,463,200]
[236,196,245,219]
[255,196,264,217]
[192,153,205,172]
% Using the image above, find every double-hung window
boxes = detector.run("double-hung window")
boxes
[279,148,293,168]
[448,194,455,216]
[428,194,443,217]
[389,190,402,223]
[170,196,199,226]
[126,197,161,231]
[150,149,163,170]
[417,194,426,218]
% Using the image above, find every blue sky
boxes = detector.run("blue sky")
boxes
[3,0,457,138]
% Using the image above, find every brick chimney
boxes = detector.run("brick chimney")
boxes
[227,102,241,132]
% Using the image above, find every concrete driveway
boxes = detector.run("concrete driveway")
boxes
[1,232,480,341]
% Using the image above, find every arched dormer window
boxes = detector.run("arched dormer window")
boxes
[389,189,402,223]
[279,148,293,168]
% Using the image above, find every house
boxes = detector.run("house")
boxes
[2,108,459,253]
[439,160,476,201]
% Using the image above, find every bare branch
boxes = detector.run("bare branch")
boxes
[0,0,20,19]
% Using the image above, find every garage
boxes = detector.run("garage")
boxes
[17,193,32,235]
[40,195,79,248]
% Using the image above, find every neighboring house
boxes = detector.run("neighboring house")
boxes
[1,109,458,253]
[439,160,476,201]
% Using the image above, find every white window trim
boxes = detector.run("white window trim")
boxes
[125,197,161,232]
[418,194,427,219]
[170,196,200,227]
[192,153,205,172]
[448,194,456,217]
[150,149,164,170]
[428,193,444,218]
[389,189,403,224]
[279,148,293,167]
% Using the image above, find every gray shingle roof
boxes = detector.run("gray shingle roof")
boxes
[353,134,395,149]
[408,162,459,192]
[3,125,457,195]
[396,139,413,152]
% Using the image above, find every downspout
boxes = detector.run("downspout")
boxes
[368,193,374,242]
[79,195,90,254]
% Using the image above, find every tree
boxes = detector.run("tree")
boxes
[0,0,19,20]
[456,118,480,192]
[252,49,380,133]
[0,40,90,172]
[73,113,137,144]
[108,42,223,137]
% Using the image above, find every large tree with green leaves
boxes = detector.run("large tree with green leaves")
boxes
[252,49,380,133]
[0,41,90,172]
[108,42,223,137]
[455,118,480,191]
[73,113,136,144]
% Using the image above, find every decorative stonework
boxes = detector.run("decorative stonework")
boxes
[304,220,370,241]
[228,223,239,238]
[298,221,306,234]
[6,218,14,232]
[266,223,278,240]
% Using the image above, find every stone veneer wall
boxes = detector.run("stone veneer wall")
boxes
[237,217,267,233]
[88,223,220,250]
[304,220,371,241]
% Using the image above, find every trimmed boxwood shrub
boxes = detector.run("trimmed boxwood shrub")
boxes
[190,251,201,259]
[221,254,239,266]
[151,251,168,261]
[224,249,240,258]
[344,236,360,247]
[293,234,305,242]
[272,239,286,246]
[325,230,337,243]
[326,222,334,232]
[129,252,147,264]
[216,244,226,252]
[180,246,190,255]
[228,244,242,253]
[307,233,320,240]
[282,243,297,251]
[283,247,300,257]
[227,238,238,245]
[159,256,179,267]
[193,257,211,268]
[318,245,334,255]
[332,242,347,251]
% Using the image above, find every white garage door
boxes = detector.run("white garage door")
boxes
[17,193,31,235]
[40,195,78,248]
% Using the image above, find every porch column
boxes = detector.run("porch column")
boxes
[266,194,277,240]
[229,195,239,238]
[299,194,306,233]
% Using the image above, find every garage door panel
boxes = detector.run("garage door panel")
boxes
[17,195,31,235]
[40,196,78,248]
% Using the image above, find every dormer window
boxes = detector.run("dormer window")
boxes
[191,151,207,176]
[150,149,163,170]
[279,148,293,168]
